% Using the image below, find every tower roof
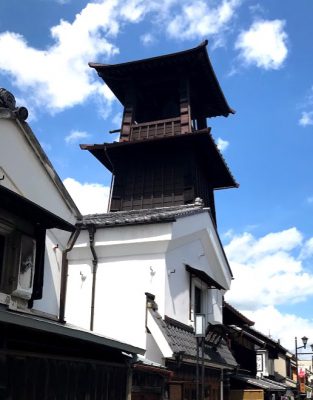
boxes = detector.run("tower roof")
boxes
[89,40,234,119]
[80,130,238,190]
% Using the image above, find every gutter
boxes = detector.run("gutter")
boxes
[88,224,98,331]
[59,226,81,323]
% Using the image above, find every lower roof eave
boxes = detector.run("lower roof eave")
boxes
[166,355,237,371]
[0,307,144,355]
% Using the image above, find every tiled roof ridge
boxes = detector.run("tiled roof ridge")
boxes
[79,202,209,228]
[83,201,205,218]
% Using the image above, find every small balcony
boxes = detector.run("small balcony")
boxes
[129,117,181,141]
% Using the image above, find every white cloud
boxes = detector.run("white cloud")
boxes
[65,130,91,144]
[242,306,313,353]
[224,228,313,309]
[140,33,156,46]
[225,227,313,351]
[235,19,288,70]
[167,0,241,42]
[300,237,313,260]
[299,111,313,127]
[63,177,110,214]
[0,0,141,114]
[0,0,244,115]
[217,137,229,152]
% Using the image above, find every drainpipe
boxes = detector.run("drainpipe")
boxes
[59,225,82,323]
[88,224,98,331]
[221,369,224,400]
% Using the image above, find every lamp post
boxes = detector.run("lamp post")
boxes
[295,336,313,399]
[195,314,206,400]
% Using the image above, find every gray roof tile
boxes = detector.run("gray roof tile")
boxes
[149,308,237,368]
[79,201,208,228]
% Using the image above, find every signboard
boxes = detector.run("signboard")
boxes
[256,354,264,372]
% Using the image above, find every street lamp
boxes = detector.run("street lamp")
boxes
[295,336,313,399]
[195,314,206,400]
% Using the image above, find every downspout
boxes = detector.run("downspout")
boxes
[59,225,82,323]
[221,368,224,400]
[88,224,98,331]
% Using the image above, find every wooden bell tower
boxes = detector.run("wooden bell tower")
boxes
[82,41,238,223]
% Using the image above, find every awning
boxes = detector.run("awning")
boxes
[0,185,75,231]
[232,374,288,391]
[0,307,144,355]
[185,265,225,290]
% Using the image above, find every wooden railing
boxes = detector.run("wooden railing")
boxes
[129,117,181,141]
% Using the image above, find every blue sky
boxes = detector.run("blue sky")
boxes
[1,0,313,353]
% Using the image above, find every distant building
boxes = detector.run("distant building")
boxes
[223,302,296,400]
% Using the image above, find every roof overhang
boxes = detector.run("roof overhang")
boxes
[89,41,234,119]
[185,264,225,290]
[231,375,288,391]
[0,307,144,355]
[81,130,238,190]
[0,184,75,231]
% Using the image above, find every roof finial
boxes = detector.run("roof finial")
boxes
[194,197,204,207]
[0,88,28,121]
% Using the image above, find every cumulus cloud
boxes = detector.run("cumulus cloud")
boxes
[0,0,151,113]
[140,33,156,46]
[65,130,91,144]
[299,110,313,127]
[167,0,241,42]
[63,177,110,214]
[235,19,288,70]
[217,137,229,152]
[0,0,244,115]
[243,306,313,353]
[224,227,313,350]
[224,227,313,308]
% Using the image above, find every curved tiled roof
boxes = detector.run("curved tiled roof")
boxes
[79,201,208,228]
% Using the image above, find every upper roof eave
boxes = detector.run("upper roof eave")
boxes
[89,40,234,118]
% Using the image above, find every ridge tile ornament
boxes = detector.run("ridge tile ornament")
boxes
[0,88,28,121]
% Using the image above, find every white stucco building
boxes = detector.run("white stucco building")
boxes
[66,201,233,350]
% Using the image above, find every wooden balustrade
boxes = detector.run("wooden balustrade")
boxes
[129,117,181,141]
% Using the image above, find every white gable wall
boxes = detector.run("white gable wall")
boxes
[0,116,78,317]
[0,118,76,223]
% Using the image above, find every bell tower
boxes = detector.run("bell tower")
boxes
[82,41,238,223]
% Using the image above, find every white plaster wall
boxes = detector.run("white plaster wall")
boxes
[170,212,232,290]
[66,260,93,330]
[145,333,164,366]
[67,227,168,349]
[0,118,76,223]
[33,229,72,316]
[93,255,165,348]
